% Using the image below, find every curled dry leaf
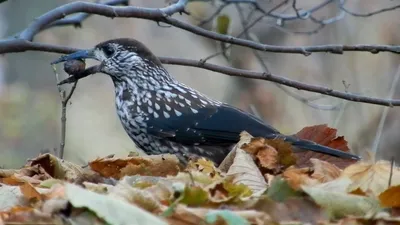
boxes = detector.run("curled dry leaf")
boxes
[19,182,42,201]
[26,153,84,181]
[282,167,318,190]
[206,177,253,204]
[89,154,180,179]
[241,136,296,172]
[186,158,223,180]
[310,158,342,183]
[341,160,400,196]
[1,165,52,185]
[109,179,163,213]
[295,124,357,169]
[256,146,278,170]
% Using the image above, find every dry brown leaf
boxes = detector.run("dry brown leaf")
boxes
[240,133,296,173]
[310,158,342,183]
[379,185,400,208]
[295,124,357,169]
[282,167,318,190]
[256,146,278,170]
[109,179,162,213]
[26,153,84,181]
[342,160,400,196]
[349,188,368,196]
[187,158,223,180]
[89,154,180,179]
[19,182,42,201]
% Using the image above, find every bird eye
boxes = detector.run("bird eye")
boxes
[103,46,115,58]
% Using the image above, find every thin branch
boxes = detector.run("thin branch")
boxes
[196,3,228,26]
[236,3,341,111]
[53,53,400,107]
[340,3,400,17]
[17,0,188,41]
[160,57,400,107]
[44,0,129,29]
[1,0,400,56]
[1,0,400,109]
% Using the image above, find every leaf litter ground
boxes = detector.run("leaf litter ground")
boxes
[1,124,399,225]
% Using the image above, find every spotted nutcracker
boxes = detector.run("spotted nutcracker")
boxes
[52,38,360,165]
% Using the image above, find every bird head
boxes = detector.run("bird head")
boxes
[53,38,172,85]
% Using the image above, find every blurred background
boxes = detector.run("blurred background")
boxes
[0,0,400,168]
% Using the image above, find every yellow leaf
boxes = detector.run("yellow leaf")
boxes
[379,185,400,207]
[215,15,230,35]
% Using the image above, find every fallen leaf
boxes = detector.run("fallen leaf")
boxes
[180,186,209,206]
[295,124,357,169]
[265,176,302,202]
[379,185,400,208]
[205,210,249,225]
[65,183,168,225]
[89,154,180,179]
[303,186,381,219]
[109,178,163,213]
[27,153,84,181]
[310,158,342,183]
[19,182,42,201]
[282,167,318,190]
[342,160,400,196]
[256,146,278,170]
[251,196,328,224]
[226,144,268,195]
[187,158,222,180]
[241,133,296,172]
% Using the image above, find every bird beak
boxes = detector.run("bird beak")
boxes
[51,49,96,65]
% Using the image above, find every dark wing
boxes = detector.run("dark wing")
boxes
[146,103,280,146]
[146,103,360,160]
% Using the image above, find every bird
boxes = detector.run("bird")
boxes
[52,38,360,165]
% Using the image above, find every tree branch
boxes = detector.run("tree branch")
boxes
[1,0,400,56]
[1,0,400,109]
[160,57,400,107]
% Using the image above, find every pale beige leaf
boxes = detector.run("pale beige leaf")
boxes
[65,183,167,225]
[341,160,400,196]
[302,186,381,218]
[226,138,268,195]
[109,177,163,213]
[310,158,342,183]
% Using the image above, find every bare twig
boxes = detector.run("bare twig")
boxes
[1,0,400,56]
[389,157,394,188]
[236,3,340,111]
[0,0,400,109]
[371,65,400,155]
[52,65,78,159]
[160,57,400,107]
[340,3,400,17]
